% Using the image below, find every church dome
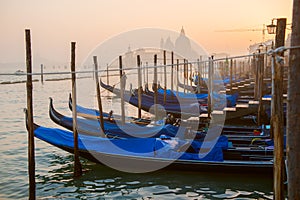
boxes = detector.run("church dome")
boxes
[164,36,175,51]
[175,27,192,57]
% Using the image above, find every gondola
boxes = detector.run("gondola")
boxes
[28,120,274,174]
[177,79,208,94]
[54,97,272,145]
[50,97,202,139]
[100,79,208,117]
[178,76,259,100]
[67,94,152,126]
[191,75,239,87]
[187,75,260,96]
[80,81,260,127]
[154,84,238,107]
[67,94,269,135]
[177,77,254,96]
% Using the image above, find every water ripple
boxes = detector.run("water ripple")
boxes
[0,79,275,199]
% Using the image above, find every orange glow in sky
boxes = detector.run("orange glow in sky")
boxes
[0,0,293,68]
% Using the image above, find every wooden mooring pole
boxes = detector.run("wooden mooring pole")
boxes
[93,56,105,137]
[146,62,149,89]
[25,29,36,200]
[171,52,174,91]
[119,56,125,125]
[271,18,286,200]
[254,54,259,100]
[287,1,300,198]
[40,64,43,84]
[163,50,167,104]
[242,61,244,78]
[137,55,142,119]
[106,64,109,86]
[143,61,146,88]
[197,58,201,94]
[230,59,233,94]
[239,61,242,79]
[153,54,158,120]
[234,60,237,82]
[257,51,264,126]
[70,42,82,178]
[183,59,186,93]
[176,59,179,96]
[189,62,193,87]
[208,57,213,117]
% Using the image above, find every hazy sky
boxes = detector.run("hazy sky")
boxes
[0,0,293,67]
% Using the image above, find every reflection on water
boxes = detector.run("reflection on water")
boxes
[34,155,274,199]
[0,78,275,199]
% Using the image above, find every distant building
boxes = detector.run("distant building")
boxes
[248,40,274,54]
[211,53,230,60]
[164,36,174,51]
[248,34,291,66]
[160,27,199,60]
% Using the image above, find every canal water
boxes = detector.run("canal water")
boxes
[0,70,274,199]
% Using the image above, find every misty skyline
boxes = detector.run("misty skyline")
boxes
[0,0,292,69]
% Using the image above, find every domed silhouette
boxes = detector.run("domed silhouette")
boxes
[174,27,198,59]
[164,36,175,50]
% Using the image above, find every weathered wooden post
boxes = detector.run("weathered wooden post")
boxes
[234,60,237,83]
[287,1,300,198]
[106,64,109,86]
[119,56,125,125]
[271,18,286,200]
[254,53,260,100]
[137,55,142,119]
[200,56,204,84]
[70,42,82,177]
[176,59,179,95]
[40,64,44,84]
[143,61,146,88]
[230,59,233,94]
[264,46,268,78]
[256,53,261,101]
[146,62,149,89]
[225,57,229,79]
[207,57,213,117]
[223,61,226,78]
[239,61,241,79]
[183,59,186,93]
[93,56,105,137]
[189,62,193,86]
[163,50,167,104]
[242,61,245,78]
[197,58,201,94]
[153,55,158,120]
[25,29,35,200]
[219,61,223,79]
[211,55,215,105]
[199,56,203,78]
[171,51,174,91]
[257,51,264,125]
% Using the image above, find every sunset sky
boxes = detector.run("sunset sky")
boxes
[0,0,293,68]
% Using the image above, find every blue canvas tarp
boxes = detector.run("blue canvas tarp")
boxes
[193,75,239,85]
[34,125,227,161]
[157,88,238,107]
[61,114,187,138]
[157,88,208,99]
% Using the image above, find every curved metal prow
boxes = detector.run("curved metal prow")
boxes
[69,93,73,111]
[24,108,39,131]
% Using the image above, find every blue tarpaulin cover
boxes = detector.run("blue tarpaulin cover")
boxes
[157,88,238,107]
[34,125,227,161]
[62,114,187,138]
